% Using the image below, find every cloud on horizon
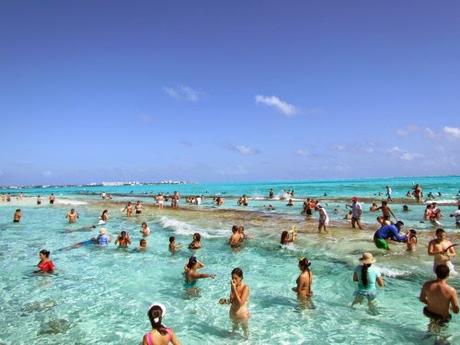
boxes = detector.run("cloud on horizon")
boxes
[255,95,297,116]
[164,85,202,102]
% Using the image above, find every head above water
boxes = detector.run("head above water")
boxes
[298,257,311,270]
[193,233,201,241]
[169,236,175,243]
[435,264,450,280]
[359,252,375,265]
[395,220,404,229]
[231,267,243,281]
[40,249,50,258]
[147,303,167,331]
[187,256,197,268]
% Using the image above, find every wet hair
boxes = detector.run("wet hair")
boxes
[193,233,201,241]
[147,305,168,335]
[140,239,147,246]
[187,256,197,269]
[231,267,243,279]
[382,201,387,205]
[435,228,445,236]
[169,236,175,243]
[70,208,75,212]
[232,225,239,233]
[361,263,371,287]
[409,229,417,236]
[435,264,450,280]
[120,231,127,236]
[298,258,311,271]
[101,209,108,216]
[15,209,21,212]
[280,231,289,244]
[141,222,147,227]
[40,249,50,258]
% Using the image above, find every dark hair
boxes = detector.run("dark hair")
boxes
[147,305,167,335]
[435,264,450,279]
[231,267,243,279]
[193,233,201,241]
[169,236,175,243]
[280,231,289,244]
[298,258,311,271]
[382,201,387,205]
[436,228,445,235]
[40,249,50,257]
[361,264,371,287]
[140,239,146,245]
[142,222,147,227]
[187,256,197,269]
[232,225,238,233]
[409,229,417,236]
[16,209,21,212]
[120,231,127,236]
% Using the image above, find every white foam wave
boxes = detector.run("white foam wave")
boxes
[157,216,229,238]
[377,266,411,278]
[55,199,88,206]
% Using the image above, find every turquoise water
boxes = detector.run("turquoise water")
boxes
[1,176,460,344]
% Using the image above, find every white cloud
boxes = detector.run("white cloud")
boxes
[164,85,201,102]
[387,146,422,161]
[233,145,257,155]
[255,95,297,116]
[443,126,460,139]
[295,149,310,156]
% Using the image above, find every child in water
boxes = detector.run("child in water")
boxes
[115,231,131,248]
[169,236,182,253]
[138,239,147,251]
[36,249,55,273]
[406,229,417,252]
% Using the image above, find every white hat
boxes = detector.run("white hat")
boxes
[148,302,166,317]
[99,227,107,235]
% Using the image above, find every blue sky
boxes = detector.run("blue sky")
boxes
[1,1,459,185]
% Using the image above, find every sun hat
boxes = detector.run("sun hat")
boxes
[359,252,376,264]
[352,196,358,202]
[99,227,107,235]
[148,302,166,320]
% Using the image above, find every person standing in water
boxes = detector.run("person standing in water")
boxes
[219,268,250,337]
[419,265,459,333]
[450,205,460,227]
[142,303,181,345]
[374,200,396,222]
[100,209,109,222]
[386,185,393,202]
[184,256,215,283]
[135,201,143,215]
[346,197,363,230]
[13,209,22,223]
[428,228,456,274]
[352,253,384,311]
[66,208,79,223]
[123,202,133,217]
[292,257,313,308]
[316,205,329,233]
[35,249,56,273]
[49,193,56,205]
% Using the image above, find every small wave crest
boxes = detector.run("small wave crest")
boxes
[157,216,229,238]
[55,199,88,206]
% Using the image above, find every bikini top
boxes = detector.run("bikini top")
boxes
[144,328,173,345]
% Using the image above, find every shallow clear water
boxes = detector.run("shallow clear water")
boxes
[1,177,460,344]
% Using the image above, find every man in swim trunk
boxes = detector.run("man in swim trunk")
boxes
[373,221,407,250]
[428,228,456,274]
[419,265,458,332]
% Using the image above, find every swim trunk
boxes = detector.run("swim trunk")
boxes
[353,290,377,304]
[50,200,54,204]
[136,210,142,214]
[351,217,360,222]
[13,219,19,223]
[374,238,390,250]
[433,261,456,274]
[423,307,451,325]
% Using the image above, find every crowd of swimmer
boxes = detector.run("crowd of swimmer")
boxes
[4,183,460,344]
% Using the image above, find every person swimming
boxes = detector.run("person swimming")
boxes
[280,227,296,246]
[169,236,182,253]
[138,239,147,251]
[100,209,109,222]
[13,209,21,223]
[142,303,180,345]
[219,267,250,337]
[229,225,243,247]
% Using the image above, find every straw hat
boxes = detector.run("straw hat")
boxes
[99,227,107,235]
[359,252,375,264]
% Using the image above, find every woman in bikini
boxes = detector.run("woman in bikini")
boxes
[292,257,313,308]
[219,267,250,337]
[142,303,180,345]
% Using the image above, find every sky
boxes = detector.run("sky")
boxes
[0,1,459,185]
